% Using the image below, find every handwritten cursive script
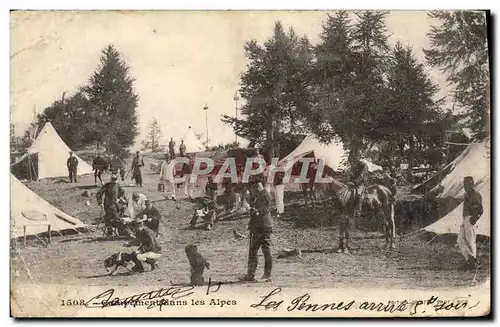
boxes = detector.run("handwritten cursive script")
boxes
[250,288,479,316]
[250,288,355,312]
[85,286,195,309]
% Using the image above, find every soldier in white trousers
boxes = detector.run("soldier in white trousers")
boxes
[273,171,285,218]
[159,154,177,201]
[457,176,483,270]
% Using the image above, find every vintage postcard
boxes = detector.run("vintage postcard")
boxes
[10,10,490,317]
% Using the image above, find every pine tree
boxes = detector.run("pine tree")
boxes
[381,42,448,160]
[424,11,489,139]
[83,44,139,155]
[222,21,313,158]
[37,91,92,149]
[310,11,356,144]
[146,118,162,152]
[308,11,391,163]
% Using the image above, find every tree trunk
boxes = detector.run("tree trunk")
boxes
[348,135,363,165]
[274,120,281,159]
[266,122,275,160]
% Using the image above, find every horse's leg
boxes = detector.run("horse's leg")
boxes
[338,214,348,253]
[344,217,350,253]
[390,202,396,249]
[379,209,390,249]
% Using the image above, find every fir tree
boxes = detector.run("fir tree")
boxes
[83,44,139,155]
[424,11,489,139]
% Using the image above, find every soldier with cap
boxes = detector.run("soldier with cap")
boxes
[96,174,128,236]
[458,176,483,270]
[168,137,176,159]
[179,140,187,157]
[140,200,162,236]
[125,218,162,272]
[67,151,79,183]
[159,153,177,201]
[240,181,273,281]
[131,151,145,187]
[110,153,126,181]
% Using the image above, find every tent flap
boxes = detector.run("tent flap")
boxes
[182,127,205,153]
[10,174,86,238]
[279,135,348,172]
[421,139,490,237]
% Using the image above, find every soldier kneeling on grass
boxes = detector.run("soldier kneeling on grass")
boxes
[189,198,218,230]
[124,218,161,272]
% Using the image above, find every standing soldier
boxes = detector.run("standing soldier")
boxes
[96,174,128,237]
[159,153,177,200]
[273,171,285,219]
[131,151,145,187]
[179,140,187,157]
[169,137,176,159]
[458,176,483,270]
[241,182,273,282]
[110,153,126,181]
[67,151,79,183]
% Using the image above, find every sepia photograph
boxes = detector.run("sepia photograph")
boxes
[9,9,491,317]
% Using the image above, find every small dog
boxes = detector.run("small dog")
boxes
[104,252,135,276]
[185,244,210,286]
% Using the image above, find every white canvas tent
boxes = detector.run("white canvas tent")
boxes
[11,122,94,180]
[421,139,490,237]
[432,139,490,199]
[10,174,86,239]
[412,139,490,195]
[423,181,490,237]
[279,135,349,172]
[360,158,383,173]
[182,126,205,153]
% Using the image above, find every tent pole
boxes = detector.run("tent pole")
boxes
[403,228,426,238]
[425,234,440,245]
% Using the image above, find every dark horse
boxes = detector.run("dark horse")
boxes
[92,155,111,185]
[334,184,396,253]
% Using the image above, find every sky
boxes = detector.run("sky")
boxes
[10,10,452,147]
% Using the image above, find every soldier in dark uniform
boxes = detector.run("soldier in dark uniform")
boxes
[205,176,218,202]
[350,157,368,188]
[96,174,129,236]
[131,151,145,187]
[140,200,162,236]
[67,151,79,183]
[241,182,273,281]
[125,220,161,272]
[179,140,187,157]
[110,154,126,181]
[169,137,176,159]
